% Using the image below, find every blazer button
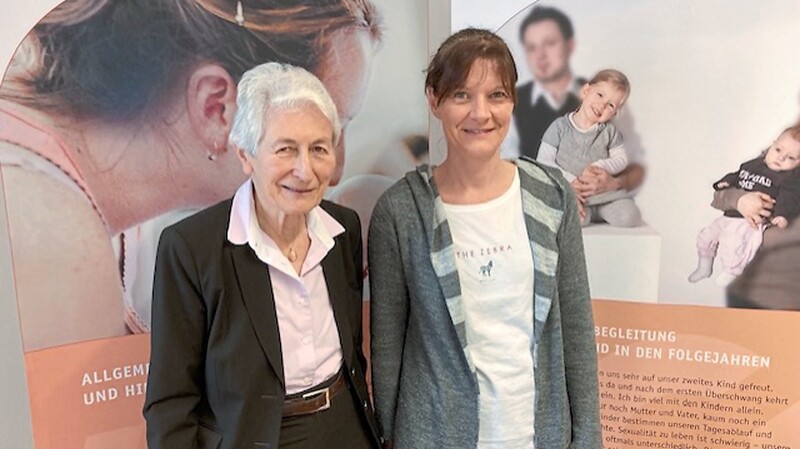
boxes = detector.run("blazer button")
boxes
[351,367,356,376]
[363,400,369,409]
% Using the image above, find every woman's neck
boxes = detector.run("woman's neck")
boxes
[254,204,307,245]
[253,199,310,269]
[1,99,245,235]
[48,108,242,235]
[434,154,515,205]
[69,119,193,234]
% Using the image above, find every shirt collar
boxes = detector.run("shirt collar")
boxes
[227,180,344,261]
[530,75,582,110]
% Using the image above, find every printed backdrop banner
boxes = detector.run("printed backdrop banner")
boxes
[2,0,800,448]
[25,335,149,449]
[594,300,800,449]
[471,0,800,448]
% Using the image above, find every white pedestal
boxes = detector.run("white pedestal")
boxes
[581,225,662,303]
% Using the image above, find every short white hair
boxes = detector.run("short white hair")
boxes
[229,62,341,156]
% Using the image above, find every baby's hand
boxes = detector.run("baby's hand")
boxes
[771,216,789,228]
[715,181,730,189]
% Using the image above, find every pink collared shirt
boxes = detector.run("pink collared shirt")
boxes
[227,181,345,394]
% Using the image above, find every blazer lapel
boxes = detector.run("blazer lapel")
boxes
[321,242,355,365]
[229,244,285,386]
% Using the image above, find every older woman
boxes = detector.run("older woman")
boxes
[144,63,379,449]
[0,0,380,351]
[369,29,601,449]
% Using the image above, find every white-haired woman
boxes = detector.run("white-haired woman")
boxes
[144,62,380,449]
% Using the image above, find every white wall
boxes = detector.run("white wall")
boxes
[451,0,532,31]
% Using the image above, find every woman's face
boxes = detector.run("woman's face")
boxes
[239,104,336,219]
[428,59,514,160]
[315,27,374,185]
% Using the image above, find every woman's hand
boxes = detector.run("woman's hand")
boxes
[736,192,775,228]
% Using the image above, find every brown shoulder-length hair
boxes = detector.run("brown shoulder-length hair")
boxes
[425,28,517,106]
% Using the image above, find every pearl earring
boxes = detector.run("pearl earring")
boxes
[207,141,219,161]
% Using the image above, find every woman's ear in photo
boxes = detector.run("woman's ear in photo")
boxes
[186,63,238,159]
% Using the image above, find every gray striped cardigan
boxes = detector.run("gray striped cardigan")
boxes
[369,157,601,449]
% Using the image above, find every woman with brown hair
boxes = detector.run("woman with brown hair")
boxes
[0,0,381,351]
[369,28,601,449]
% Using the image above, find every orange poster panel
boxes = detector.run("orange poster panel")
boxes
[25,334,149,449]
[593,300,800,449]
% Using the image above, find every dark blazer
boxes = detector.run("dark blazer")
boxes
[143,198,380,449]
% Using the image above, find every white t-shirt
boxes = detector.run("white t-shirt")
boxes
[443,170,536,449]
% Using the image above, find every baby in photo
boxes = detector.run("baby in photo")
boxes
[537,69,640,227]
[689,125,800,285]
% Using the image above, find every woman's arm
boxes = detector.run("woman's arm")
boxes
[144,226,207,449]
[368,195,409,448]
[556,186,602,448]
